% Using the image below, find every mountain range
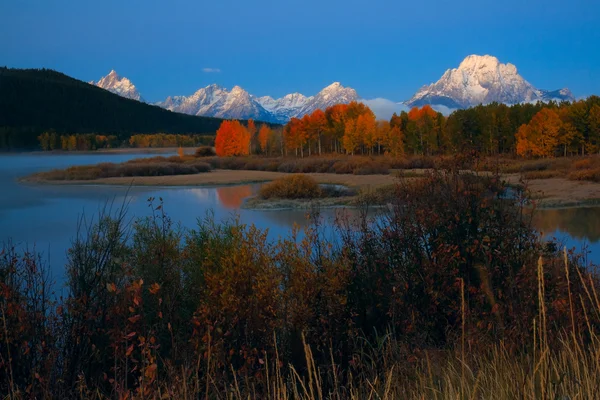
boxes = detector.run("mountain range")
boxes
[90,55,576,122]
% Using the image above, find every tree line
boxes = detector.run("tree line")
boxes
[214,97,600,158]
[37,132,214,151]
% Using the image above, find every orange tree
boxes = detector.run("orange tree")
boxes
[215,120,251,156]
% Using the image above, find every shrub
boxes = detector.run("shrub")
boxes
[502,159,550,173]
[352,160,389,175]
[569,168,600,182]
[522,170,562,180]
[573,158,593,170]
[195,146,216,157]
[259,174,322,199]
[35,160,211,180]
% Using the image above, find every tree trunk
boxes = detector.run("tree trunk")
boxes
[318,134,322,155]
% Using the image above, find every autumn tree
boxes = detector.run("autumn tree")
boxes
[379,121,404,157]
[215,120,251,156]
[343,119,360,155]
[258,124,273,155]
[356,112,377,154]
[284,118,303,156]
[325,104,349,153]
[309,109,327,155]
[515,108,562,158]
[247,119,257,154]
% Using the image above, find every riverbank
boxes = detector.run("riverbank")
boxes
[504,173,600,208]
[22,169,400,188]
[22,168,600,209]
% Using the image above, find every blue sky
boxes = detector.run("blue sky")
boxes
[1,0,598,102]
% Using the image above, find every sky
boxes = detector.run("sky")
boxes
[1,0,599,103]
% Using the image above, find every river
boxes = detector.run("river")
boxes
[1,153,599,286]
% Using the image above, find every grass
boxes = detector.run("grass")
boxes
[32,156,212,180]
[204,155,438,175]
[491,155,600,182]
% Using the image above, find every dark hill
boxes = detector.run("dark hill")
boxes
[0,68,229,149]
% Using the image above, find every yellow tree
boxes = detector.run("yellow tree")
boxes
[343,119,360,155]
[356,112,377,155]
[515,108,561,158]
[515,124,533,157]
[376,120,390,155]
[258,124,272,155]
[384,124,404,157]
[557,107,580,156]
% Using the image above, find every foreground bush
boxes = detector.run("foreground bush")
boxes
[259,174,322,199]
[2,168,600,398]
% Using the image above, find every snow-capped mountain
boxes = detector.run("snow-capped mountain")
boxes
[256,93,310,122]
[157,84,275,122]
[295,82,359,118]
[157,82,358,123]
[89,70,144,102]
[406,55,574,109]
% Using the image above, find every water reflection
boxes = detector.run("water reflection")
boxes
[216,185,255,209]
[534,207,600,243]
[3,153,600,282]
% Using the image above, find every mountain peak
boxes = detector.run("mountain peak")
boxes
[323,82,343,91]
[294,82,358,118]
[407,55,573,109]
[458,54,499,69]
[230,85,247,94]
[91,70,143,102]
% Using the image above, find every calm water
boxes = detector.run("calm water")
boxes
[1,153,599,287]
[0,153,345,286]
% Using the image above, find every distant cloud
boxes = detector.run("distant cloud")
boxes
[359,98,409,120]
[429,105,456,116]
[360,98,457,118]
[202,68,221,73]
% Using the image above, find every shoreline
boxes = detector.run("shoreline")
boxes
[19,168,600,211]
[1,147,194,156]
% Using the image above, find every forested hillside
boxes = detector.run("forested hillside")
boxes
[0,68,227,150]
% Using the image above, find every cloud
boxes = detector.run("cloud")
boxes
[202,68,221,73]
[359,98,409,120]
[360,98,457,118]
[429,105,456,116]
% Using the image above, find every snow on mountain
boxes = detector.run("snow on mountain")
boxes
[157,82,358,123]
[295,82,359,118]
[157,84,275,122]
[90,70,144,102]
[256,92,310,121]
[406,55,574,109]
[158,84,228,116]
